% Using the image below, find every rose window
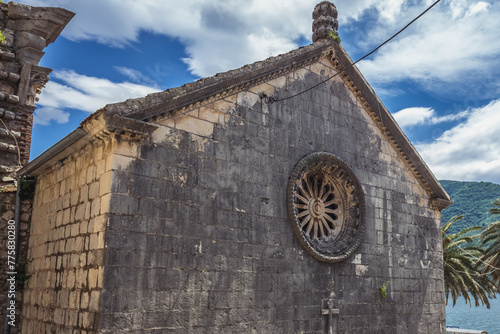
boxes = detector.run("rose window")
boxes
[294,171,344,240]
[287,152,365,263]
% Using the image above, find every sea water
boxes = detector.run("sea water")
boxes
[446,296,500,334]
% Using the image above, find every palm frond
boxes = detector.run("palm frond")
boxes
[488,198,500,216]
[443,216,497,308]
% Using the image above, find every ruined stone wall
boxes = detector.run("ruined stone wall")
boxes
[0,192,31,333]
[97,58,445,333]
[20,140,111,333]
[0,2,33,174]
[0,3,73,331]
[0,2,73,183]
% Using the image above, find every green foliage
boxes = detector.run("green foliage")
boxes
[443,216,496,308]
[328,30,341,43]
[488,198,500,216]
[440,180,500,234]
[379,281,390,298]
[479,199,500,289]
[19,176,35,201]
[15,259,33,289]
[0,31,5,44]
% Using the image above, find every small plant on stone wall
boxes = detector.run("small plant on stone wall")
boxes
[0,204,6,213]
[0,1,5,44]
[379,281,390,298]
[19,176,35,201]
[15,259,33,289]
[328,30,341,43]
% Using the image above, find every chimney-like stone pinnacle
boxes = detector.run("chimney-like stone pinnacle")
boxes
[312,1,339,43]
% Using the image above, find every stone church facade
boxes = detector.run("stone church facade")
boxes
[17,2,451,333]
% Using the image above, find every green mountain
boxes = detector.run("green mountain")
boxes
[440,180,500,234]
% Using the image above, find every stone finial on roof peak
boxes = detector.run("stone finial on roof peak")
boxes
[312,1,339,43]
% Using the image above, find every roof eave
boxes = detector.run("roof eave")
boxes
[329,42,451,207]
[18,127,88,177]
[102,40,335,121]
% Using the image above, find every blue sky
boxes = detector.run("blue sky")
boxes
[24,0,500,184]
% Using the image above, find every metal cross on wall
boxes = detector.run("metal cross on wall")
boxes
[321,297,339,334]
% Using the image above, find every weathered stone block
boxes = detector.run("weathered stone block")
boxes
[176,116,214,137]
[3,109,15,119]
[7,72,20,83]
[15,31,46,50]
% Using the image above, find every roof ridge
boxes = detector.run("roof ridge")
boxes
[99,40,333,120]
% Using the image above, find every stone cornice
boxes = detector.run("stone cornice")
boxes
[430,198,452,211]
[88,115,159,141]
[98,40,334,122]
[7,2,75,46]
[18,115,157,177]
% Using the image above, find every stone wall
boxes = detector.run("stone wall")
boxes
[0,2,74,183]
[0,0,34,175]
[0,3,73,331]
[96,58,446,333]
[20,139,111,333]
[0,192,31,334]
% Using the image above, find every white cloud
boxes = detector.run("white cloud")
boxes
[416,99,500,183]
[430,110,470,124]
[393,107,469,128]
[22,0,426,78]
[114,66,158,87]
[466,1,490,17]
[449,0,468,19]
[20,0,497,98]
[393,107,434,127]
[33,107,70,125]
[377,0,405,22]
[22,0,500,83]
[35,70,159,125]
[357,1,500,97]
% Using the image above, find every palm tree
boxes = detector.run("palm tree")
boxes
[443,216,496,308]
[479,199,500,289]
[489,198,500,215]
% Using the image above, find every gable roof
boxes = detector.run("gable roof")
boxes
[92,40,336,121]
[21,39,451,209]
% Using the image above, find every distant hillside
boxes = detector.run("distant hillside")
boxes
[440,180,500,234]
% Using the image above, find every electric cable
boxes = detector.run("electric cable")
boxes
[262,0,442,104]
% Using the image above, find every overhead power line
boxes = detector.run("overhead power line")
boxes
[261,0,442,104]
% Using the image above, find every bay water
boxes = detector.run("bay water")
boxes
[446,296,500,334]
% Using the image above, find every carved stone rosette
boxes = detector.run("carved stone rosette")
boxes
[287,152,365,262]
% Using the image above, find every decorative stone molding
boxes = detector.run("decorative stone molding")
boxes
[28,65,52,105]
[287,152,365,263]
[100,40,333,121]
[104,115,159,141]
[430,198,452,211]
[82,114,159,142]
[312,1,338,42]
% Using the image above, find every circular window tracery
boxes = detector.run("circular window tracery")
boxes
[287,152,365,263]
